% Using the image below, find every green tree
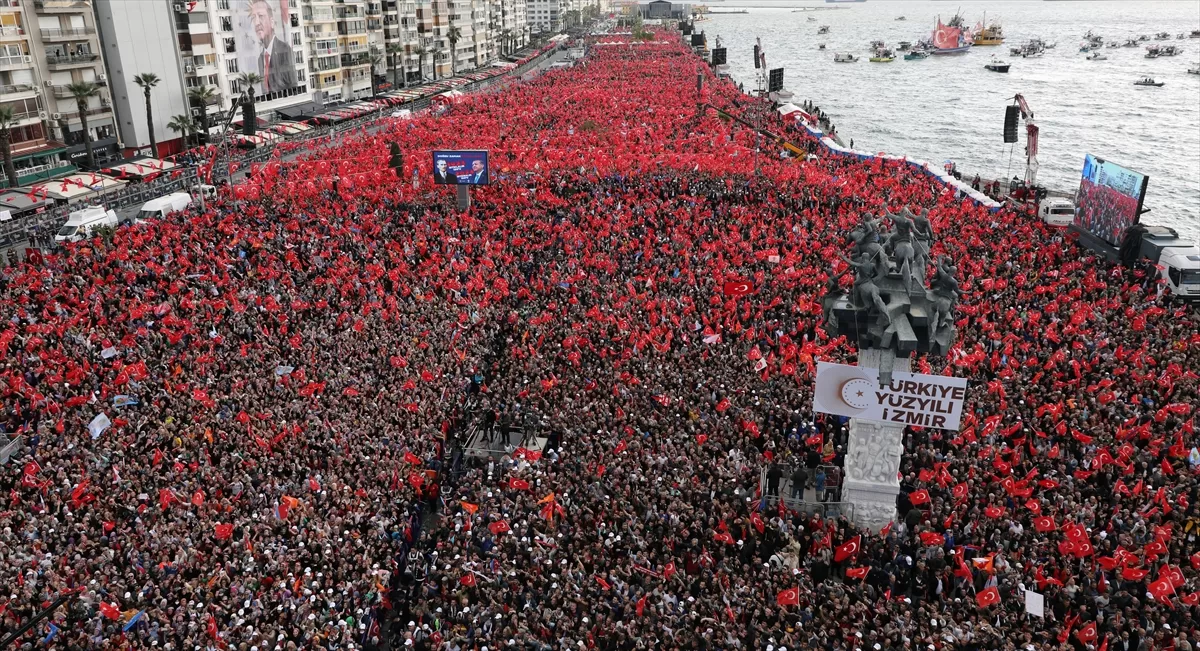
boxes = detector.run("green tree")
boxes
[413,44,427,83]
[132,72,161,156]
[187,85,218,144]
[66,81,100,169]
[501,28,512,56]
[447,26,462,75]
[0,106,18,188]
[368,45,384,96]
[429,47,441,80]
[386,43,404,88]
[167,114,196,147]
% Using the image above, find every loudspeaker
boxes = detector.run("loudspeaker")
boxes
[768,68,784,92]
[691,33,704,46]
[389,142,404,178]
[697,71,704,93]
[1003,105,1019,143]
[711,47,726,65]
[753,44,760,69]
[241,100,256,136]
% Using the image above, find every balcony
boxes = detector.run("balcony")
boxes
[40,27,96,40]
[33,0,89,12]
[77,106,111,118]
[0,0,23,7]
[6,108,41,124]
[51,80,106,98]
[45,52,98,68]
[0,54,32,70]
[0,82,36,95]
[0,25,26,41]
[340,42,367,54]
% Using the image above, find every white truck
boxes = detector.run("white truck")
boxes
[54,206,118,244]
[136,192,192,222]
[1138,227,1200,301]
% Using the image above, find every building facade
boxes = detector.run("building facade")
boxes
[1,0,120,186]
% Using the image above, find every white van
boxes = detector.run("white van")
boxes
[1038,197,1075,228]
[55,206,118,244]
[137,192,193,222]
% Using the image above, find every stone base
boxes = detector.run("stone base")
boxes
[842,478,899,532]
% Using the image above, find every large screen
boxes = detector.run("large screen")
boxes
[432,151,489,186]
[1074,154,1149,246]
[235,0,298,97]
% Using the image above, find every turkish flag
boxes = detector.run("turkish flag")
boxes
[1161,564,1185,588]
[460,574,476,587]
[750,512,765,534]
[663,561,677,580]
[713,532,735,545]
[834,536,861,562]
[951,483,968,500]
[1031,516,1055,532]
[214,523,233,540]
[489,520,510,535]
[1192,552,1200,571]
[845,567,869,581]
[984,506,1004,519]
[99,602,121,620]
[192,490,205,507]
[909,489,930,505]
[879,521,893,537]
[1149,578,1175,605]
[1181,592,1200,606]
[722,280,753,297]
[508,478,530,491]
[308,477,320,492]
[460,501,479,514]
[1120,567,1148,581]
[1075,622,1097,644]
[919,531,945,546]
[404,451,422,465]
[776,587,800,606]
[975,586,1001,608]
[1073,541,1094,558]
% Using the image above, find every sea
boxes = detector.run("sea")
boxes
[702,0,1200,241]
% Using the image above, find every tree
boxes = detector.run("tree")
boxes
[66,81,100,170]
[187,85,218,144]
[167,115,196,147]
[501,29,512,56]
[429,47,441,80]
[132,72,160,156]
[386,43,404,88]
[413,44,427,83]
[368,46,384,96]
[447,26,462,75]
[0,106,18,188]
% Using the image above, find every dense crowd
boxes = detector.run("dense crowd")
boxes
[2,29,1198,651]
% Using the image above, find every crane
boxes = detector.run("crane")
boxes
[1011,94,1039,187]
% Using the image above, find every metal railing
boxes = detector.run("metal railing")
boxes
[0,82,35,94]
[45,52,98,65]
[39,27,96,39]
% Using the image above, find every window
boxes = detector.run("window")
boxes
[296,69,305,82]
[290,13,299,27]
[292,31,301,46]
[225,57,238,73]
[217,0,230,9]
[293,51,303,64]
[220,16,232,32]
[229,79,241,95]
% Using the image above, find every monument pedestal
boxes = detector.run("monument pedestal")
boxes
[842,349,909,532]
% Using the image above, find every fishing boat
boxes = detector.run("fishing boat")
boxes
[904,50,929,60]
[973,14,1005,46]
[1188,64,1200,75]
[818,25,830,34]
[931,17,971,54]
[1157,45,1182,57]
[870,43,895,62]
[1123,39,1139,48]
[834,53,859,63]
[1146,45,1161,58]
[1155,32,1171,40]
[870,54,895,63]
[1134,77,1164,87]
[897,41,912,51]
[984,57,1010,73]
[1087,51,1107,61]
[1191,30,1200,38]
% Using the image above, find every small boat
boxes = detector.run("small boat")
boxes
[834,53,859,62]
[818,25,830,34]
[1134,77,1164,87]
[904,50,929,60]
[1087,52,1107,61]
[818,43,826,50]
[1106,42,1120,49]
[897,41,912,51]
[1009,45,1023,55]
[984,57,1010,72]
[895,16,906,21]
[1178,34,1187,40]
[1188,64,1200,75]
[1155,32,1171,40]
[870,55,895,63]
[807,16,817,22]
[1137,34,1150,42]
[1191,30,1200,38]
[1146,45,1161,58]
[1079,45,1092,53]
[1158,45,1181,57]
[1123,39,1139,48]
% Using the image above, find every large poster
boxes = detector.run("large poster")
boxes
[813,361,968,430]
[432,151,490,185]
[235,0,297,96]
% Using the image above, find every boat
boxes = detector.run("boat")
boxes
[870,54,895,63]
[1191,30,1200,38]
[1188,65,1200,75]
[1087,52,1107,61]
[1079,45,1092,53]
[818,43,826,50]
[1146,45,1161,58]
[984,57,1010,72]
[1155,32,1171,40]
[1158,45,1181,57]
[818,25,830,34]
[1137,34,1150,42]
[1106,42,1120,49]
[1134,77,1164,87]
[870,43,895,62]
[895,16,906,21]
[931,17,971,54]
[1123,39,1139,48]
[904,50,929,60]
[834,53,859,62]
[973,13,1005,46]
[1009,45,1023,56]
[1014,38,1047,58]
[807,16,817,22]
[897,41,912,51]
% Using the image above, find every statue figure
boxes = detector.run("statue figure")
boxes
[910,209,934,284]
[840,252,890,321]
[884,209,918,294]
[928,256,960,336]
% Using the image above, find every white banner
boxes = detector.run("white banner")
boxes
[1024,590,1044,618]
[813,361,968,430]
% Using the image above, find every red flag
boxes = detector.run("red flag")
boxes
[879,521,893,537]
[1160,458,1174,475]
[1121,567,1148,581]
[192,490,205,507]
[776,587,800,606]
[595,575,612,591]
[909,489,930,505]
[722,280,753,296]
[1075,622,1097,644]
[460,501,479,515]
[713,531,735,545]
[975,586,1001,608]
[214,523,233,540]
[508,478,531,491]
[1148,578,1175,605]
[460,574,477,587]
[750,512,765,534]
[99,602,121,620]
[663,561,677,580]
[1033,516,1056,532]
[159,489,175,510]
[488,520,510,535]
[834,536,861,562]
[845,567,869,581]
[308,477,320,492]
[919,531,945,546]
[404,451,422,465]
[636,595,647,617]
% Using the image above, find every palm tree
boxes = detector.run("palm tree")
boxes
[235,72,263,134]
[167,115,196,147]
[368,45,384,96]
[412,44,427,83]
[386,43,404,88]
[429,47,441,80]
[66,81,100,169]
[446,26,462,75]
[187,85,218,144]
[501,29,512,56]
[0,106,18,188]
[132,72,160,156]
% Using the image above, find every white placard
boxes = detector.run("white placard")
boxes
[1024,590,1044,618]
[813,361,969,430]
[88,413,112,440]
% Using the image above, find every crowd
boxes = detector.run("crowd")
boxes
[1074,178,1141,245]
[2,28,1198,651]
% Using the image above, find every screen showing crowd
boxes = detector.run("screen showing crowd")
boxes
[1074,154,1149,246]
[432,151,490,186]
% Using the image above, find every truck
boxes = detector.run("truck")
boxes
[54,206,118,244]
[136,192,192,222]
[1138,226,1200,301]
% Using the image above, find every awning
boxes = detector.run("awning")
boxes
[40,173,127,202]
[275,100,328,121]
[0,188,56,216]
[104,158,178,181]
[233,132,283,147]
[776,103,801,116]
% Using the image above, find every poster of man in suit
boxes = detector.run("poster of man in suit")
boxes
[236,0,297,96]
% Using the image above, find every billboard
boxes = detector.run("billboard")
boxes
[813,361,968,430]
[1074,154,1149,246]
[235,0,298,97]
[432,150,489,185]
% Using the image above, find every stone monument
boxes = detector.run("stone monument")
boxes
[822,209,959,532]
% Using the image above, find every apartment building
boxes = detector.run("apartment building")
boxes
[525,0,561,34]
[94,0,191,157]
[1,0,120,186]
